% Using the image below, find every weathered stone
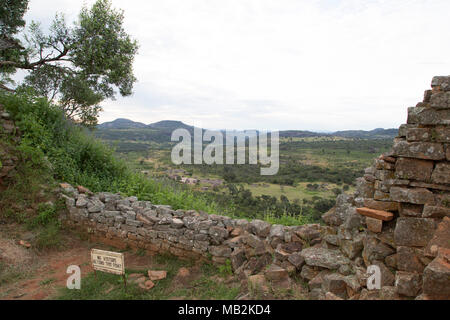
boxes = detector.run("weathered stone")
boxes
[363,235,395,265]
[269,224,284,238]
[379,286,399,300]
[322,194,354,226]
[287,252,305,269]
[395,157,434,182]
[394,217,437,247]
[425,217,450,258]
[300,247,350,270]
[398,203,423,217]
[431,162,450,184]
[248,275,269,293]
[366,217,383,233]
[148,270,167,281]
[230,248,246,271]
[364,199,399,212]
[322,273,348,299]
[385,254,397,269]
[374,170,394,181]
[391,140,445,160]
[357,207,394,221]
[264,264,288,281]
[75,196,88,208]
[406,127,431,142]
[423,248,450,298]
[248,219,271,237]
[422,205,450,218]
[390,187,435,205]
[355,177,375,198]
[431,76,450,92]
[300,265,319,281]
[340,234,364,259]
[294,224,321,241]
[171,218,184,229]
[395,272,422,297]
[397,246,427,273]
[407,106,450,125]
[209,245,232,257]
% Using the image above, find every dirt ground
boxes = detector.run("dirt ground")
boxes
[0,223,204,300]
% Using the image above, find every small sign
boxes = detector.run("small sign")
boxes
[91,249,125,275]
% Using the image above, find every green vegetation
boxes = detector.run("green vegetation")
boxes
[56,254,240,300]
[1,0,139,126]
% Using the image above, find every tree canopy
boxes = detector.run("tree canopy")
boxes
[0,0,138,126]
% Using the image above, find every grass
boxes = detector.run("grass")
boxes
[56,254,241,300]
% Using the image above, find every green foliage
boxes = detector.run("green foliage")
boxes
[0,0,29,35]
[218,259,233,277]
[2,0,138,127]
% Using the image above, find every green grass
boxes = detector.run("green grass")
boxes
[56,254,240,300]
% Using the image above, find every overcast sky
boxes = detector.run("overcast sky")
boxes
[21,0,450,131]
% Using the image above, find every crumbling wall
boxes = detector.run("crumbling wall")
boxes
[0,104,20,188]
[60,76,449,300]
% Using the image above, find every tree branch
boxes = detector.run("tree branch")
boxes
[0,83,15,92]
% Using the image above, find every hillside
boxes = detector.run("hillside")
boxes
[96,118,398,143]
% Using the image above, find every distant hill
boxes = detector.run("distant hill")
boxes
[96,118,398,149]
[332,128,398,139]
[98,118,147,129]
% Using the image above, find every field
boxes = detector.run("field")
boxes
[96,130,393,223]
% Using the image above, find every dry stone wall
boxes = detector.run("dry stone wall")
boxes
[60,76,450,300]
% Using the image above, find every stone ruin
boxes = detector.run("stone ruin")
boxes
[2,76,447,300]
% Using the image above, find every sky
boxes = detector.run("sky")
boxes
[19,0,450,131]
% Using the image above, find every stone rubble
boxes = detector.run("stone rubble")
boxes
[55,76,449,300]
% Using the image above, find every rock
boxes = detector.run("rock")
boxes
[423,248,450,298]
[269,225,284,238]
[309,288,326,300]
[248,219,271,237]
[75,196,88,208]
[325,292,344,300]
[390,187,435,205]
[340,234,364,259]
[87,198,105,213]
[431,76,450,91]
[431,163,450,184]
[300,247,350,270]
[385,254,397,269]
[300,265,319,281]
[364,199,399,212]
[148,270,167,281]
[356,208,394,221]
[77,185,92,194]
[395,158,434,182]
[372,261,395,287]
[230,248,247,271]
[394,217,437,247]
[287,252,305,269]
[395,272,422,297]
[355,177,375,198]
[322,194,354,226]
[425,217,450,257]
[379,286,399,300]
[264,264,288,281]
[294,224,321,241]
[322,273,348,299]
[248,274,269,293]
[397,246,427,273]
[422,205,450,218]
[171,218,184,229]
[177,267,190,278]
[139,280,155,290]
[209,245,232,257]
[391,140,445,160]
[399,203,423,217]
[366,217,383,233]
[18,240,31,248]
[363,235,395,265]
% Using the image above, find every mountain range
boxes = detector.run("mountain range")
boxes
[97,118,398,140]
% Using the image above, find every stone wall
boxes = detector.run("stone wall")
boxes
[59,76,449,300]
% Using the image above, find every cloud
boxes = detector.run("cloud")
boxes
[18,0,450,130]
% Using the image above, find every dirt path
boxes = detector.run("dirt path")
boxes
[0,225,177,300]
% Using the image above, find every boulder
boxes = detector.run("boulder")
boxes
[300,247,350,269]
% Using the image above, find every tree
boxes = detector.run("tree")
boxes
[0,0,29,90]
[0,0,139,127]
